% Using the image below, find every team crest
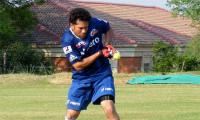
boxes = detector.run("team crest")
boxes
[69,54,78,62]
[90,29,98,37]
[63,46,72,55]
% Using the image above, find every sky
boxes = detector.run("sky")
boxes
[79,0,171,10]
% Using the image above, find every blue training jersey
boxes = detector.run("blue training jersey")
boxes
[61,18,112,79]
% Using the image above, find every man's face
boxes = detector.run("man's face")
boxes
[71,19,89,39]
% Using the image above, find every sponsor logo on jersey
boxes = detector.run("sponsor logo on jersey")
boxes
[69,54,78,62]
[76,41,86,48]
[90,29,98,37]
[63,46,72,54]
[88,37,100,49]
[101,87,113,92]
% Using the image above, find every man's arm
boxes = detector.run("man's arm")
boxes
[72,47,111,71]
[104,27,117,53]
[72,51,101,71]
[104,27,113,45]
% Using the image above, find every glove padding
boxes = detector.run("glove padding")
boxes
[101,45,116,58]
[101,47,112,58]
[105,45,116,53]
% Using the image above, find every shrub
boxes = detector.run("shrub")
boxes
[152,41,200,72]
[0,41,53,74]
[153,41,179,72]
[177,55,200,71]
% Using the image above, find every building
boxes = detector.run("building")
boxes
[24,0,197,73]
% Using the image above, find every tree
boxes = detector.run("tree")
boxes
[0,0,37,72]
[168,0,200,63]
[167,0,200,25]
[0,0,38,48]
[0,3,16,49]
[0,0,52,74]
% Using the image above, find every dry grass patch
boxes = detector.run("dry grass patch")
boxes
[48,72,72,85]
[0,72,158,85]
[0,73,49,84]
[48,72,157,85]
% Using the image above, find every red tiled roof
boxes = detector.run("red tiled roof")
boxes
[26,0,197,46]
[127,19,191,45]
[74,0,196,36]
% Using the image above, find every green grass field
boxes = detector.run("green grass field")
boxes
[0,72,200,120]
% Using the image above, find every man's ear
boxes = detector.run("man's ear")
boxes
[70,23,74,30]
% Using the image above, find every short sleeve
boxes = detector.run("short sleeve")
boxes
[61,37,81,65]
[95,18,110,34]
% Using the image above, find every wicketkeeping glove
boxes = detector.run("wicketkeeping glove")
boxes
[101,45,116,58]
[105,45,116,53]
[101,47,112,58]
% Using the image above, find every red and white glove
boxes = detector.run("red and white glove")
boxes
[101,47,111,58]
[105,45,116,53]
[100,45,116,58]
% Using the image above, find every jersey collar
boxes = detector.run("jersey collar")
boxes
[69,28,82,40]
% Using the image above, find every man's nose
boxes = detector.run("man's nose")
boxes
[82,29,87,34]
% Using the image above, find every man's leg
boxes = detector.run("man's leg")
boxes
[92,75,119,120]
[65,109,80,120]
[101,100,120,120]
[65,78,92,120]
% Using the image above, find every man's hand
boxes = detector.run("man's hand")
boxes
[101,45,116,58]
[101,47,112,58]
